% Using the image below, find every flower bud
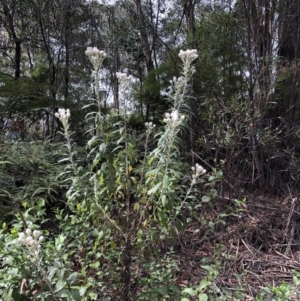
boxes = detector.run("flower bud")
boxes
[171,110,179,122]
[33,230,41,238]
[85,47,93,56]
[19,232,25,239]
[29,240,36,247]
[25,236,33,244]
[17,237,24,244]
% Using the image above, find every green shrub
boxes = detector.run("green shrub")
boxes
[0,48,208,301]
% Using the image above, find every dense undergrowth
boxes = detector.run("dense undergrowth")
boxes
[0,48,300,301]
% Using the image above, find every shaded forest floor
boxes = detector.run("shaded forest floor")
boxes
[176,192,300,300]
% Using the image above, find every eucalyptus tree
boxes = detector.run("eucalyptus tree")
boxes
[231,0,300,191]
[0,0,37,79]
[0,0,98,139]
[190,0,300,193]
[0,0,43,139]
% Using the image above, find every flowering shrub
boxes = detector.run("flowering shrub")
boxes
[0,48,211,301]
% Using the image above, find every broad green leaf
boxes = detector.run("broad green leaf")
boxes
[67,272,78,284]
[182,288,196,296]
[79,286,87,296]
[199,293,208,301]
[199,279,211,290]
[90,262,100,268]
[202,196,211,203]
[54,279,66,293]
[55,289,70,298]
[70,289,81,301]
[210,188,217,198]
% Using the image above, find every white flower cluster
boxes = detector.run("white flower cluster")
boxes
[169,76,185,86]
[163,110,185,126]
[55,108,70,120]
[145,121,156,130]
[116,72,133,85]
[85,47,107,60]
[55,108,70,128]
[178,49,199,62]
[178,49,198,77]
[17,228,44,254]
[191,163,207,180]
[85,47,107,71]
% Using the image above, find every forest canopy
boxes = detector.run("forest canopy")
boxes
[1,0,300,192]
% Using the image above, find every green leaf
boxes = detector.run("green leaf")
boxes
[182,288,196,296]
[55,289,70,298]
[201,265,213,271]
[158,286,169,294]
[147,182,162,195]
[0,161,12,164]
[67,272,78,284]
[181,299,190,301]
[148,156,155,165]
[99,143,106,154]
[58,157,70,163]
[79,286,87,296]
[55,279,66,293]
[70,289,81,301]
[210,188,217,198]
[199,279,211,290]
[202,196,211,203]
[87,136,98,148]
[48,266,58,282]
[162,175,169,189]
[90,262,100,268]
[199,293,208,301]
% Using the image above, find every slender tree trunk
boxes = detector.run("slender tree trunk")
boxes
[64,1,71,104]
[134,0,156,121]
[278,0,300,126]
[2,2,22,78]
[182,0,197,45]
[242,0,278,189]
